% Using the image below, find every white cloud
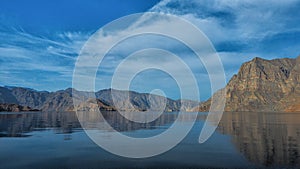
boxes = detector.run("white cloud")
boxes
[151,0,300,46]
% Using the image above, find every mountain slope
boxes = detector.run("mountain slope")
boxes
[196,56,300,112]
[11,87,49,109]
[41,88,74,112]
[0,87,18,104]
[95,89,182,112]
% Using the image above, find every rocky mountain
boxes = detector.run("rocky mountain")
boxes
[0,87,198,112]
[0,87,18,104]
[175,99,199,112]
[195,56,300,112]
[41,88,74,112]
[3,56,297,113]
[95,89,183,112]
[10,87,49,109]
[0,103,38,112]
[77,98,116,112]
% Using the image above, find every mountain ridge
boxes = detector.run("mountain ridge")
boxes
[0,86,199,112]
[1,56,299,113]
[195,55,300,112]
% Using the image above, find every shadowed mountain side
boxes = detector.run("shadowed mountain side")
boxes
[0,87,18,104]
[193,56,300,112]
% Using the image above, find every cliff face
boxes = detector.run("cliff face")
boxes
[197,56,300,112]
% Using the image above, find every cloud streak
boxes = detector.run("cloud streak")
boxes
[0,25,91,91]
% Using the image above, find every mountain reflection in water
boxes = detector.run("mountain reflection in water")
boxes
[0,111,179,137]
[217,112,300,168]
[0,111,300,168]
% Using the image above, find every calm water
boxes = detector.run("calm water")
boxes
[0,111,299,169]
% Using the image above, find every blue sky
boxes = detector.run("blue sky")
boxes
[1,0,300,100]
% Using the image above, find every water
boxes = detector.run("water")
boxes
[0,111,299,169]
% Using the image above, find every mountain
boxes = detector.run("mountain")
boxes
[95,89,184,112]
[10,87,49,109]
[0,87,18,104]
[41,88,74,112]
[195,56,300,112]
[175,99,199,112]
[0,87,198,112]
[3,56,298,113]
[0,86,51,110]
[77,98,116,112]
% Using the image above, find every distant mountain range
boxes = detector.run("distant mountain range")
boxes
[195,55,300,112]
[1,56,299,112]
[0,87,199,112]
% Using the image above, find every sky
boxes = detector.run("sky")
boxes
[0,0,300,101]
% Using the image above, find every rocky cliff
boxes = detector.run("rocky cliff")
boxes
[196,56,300,112]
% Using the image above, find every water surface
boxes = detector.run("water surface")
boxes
[0,111,299,169]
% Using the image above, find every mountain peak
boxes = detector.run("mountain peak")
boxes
[251,57,266,62]
[197,55,300,112]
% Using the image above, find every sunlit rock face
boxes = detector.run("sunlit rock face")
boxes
[196,56,300,112]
